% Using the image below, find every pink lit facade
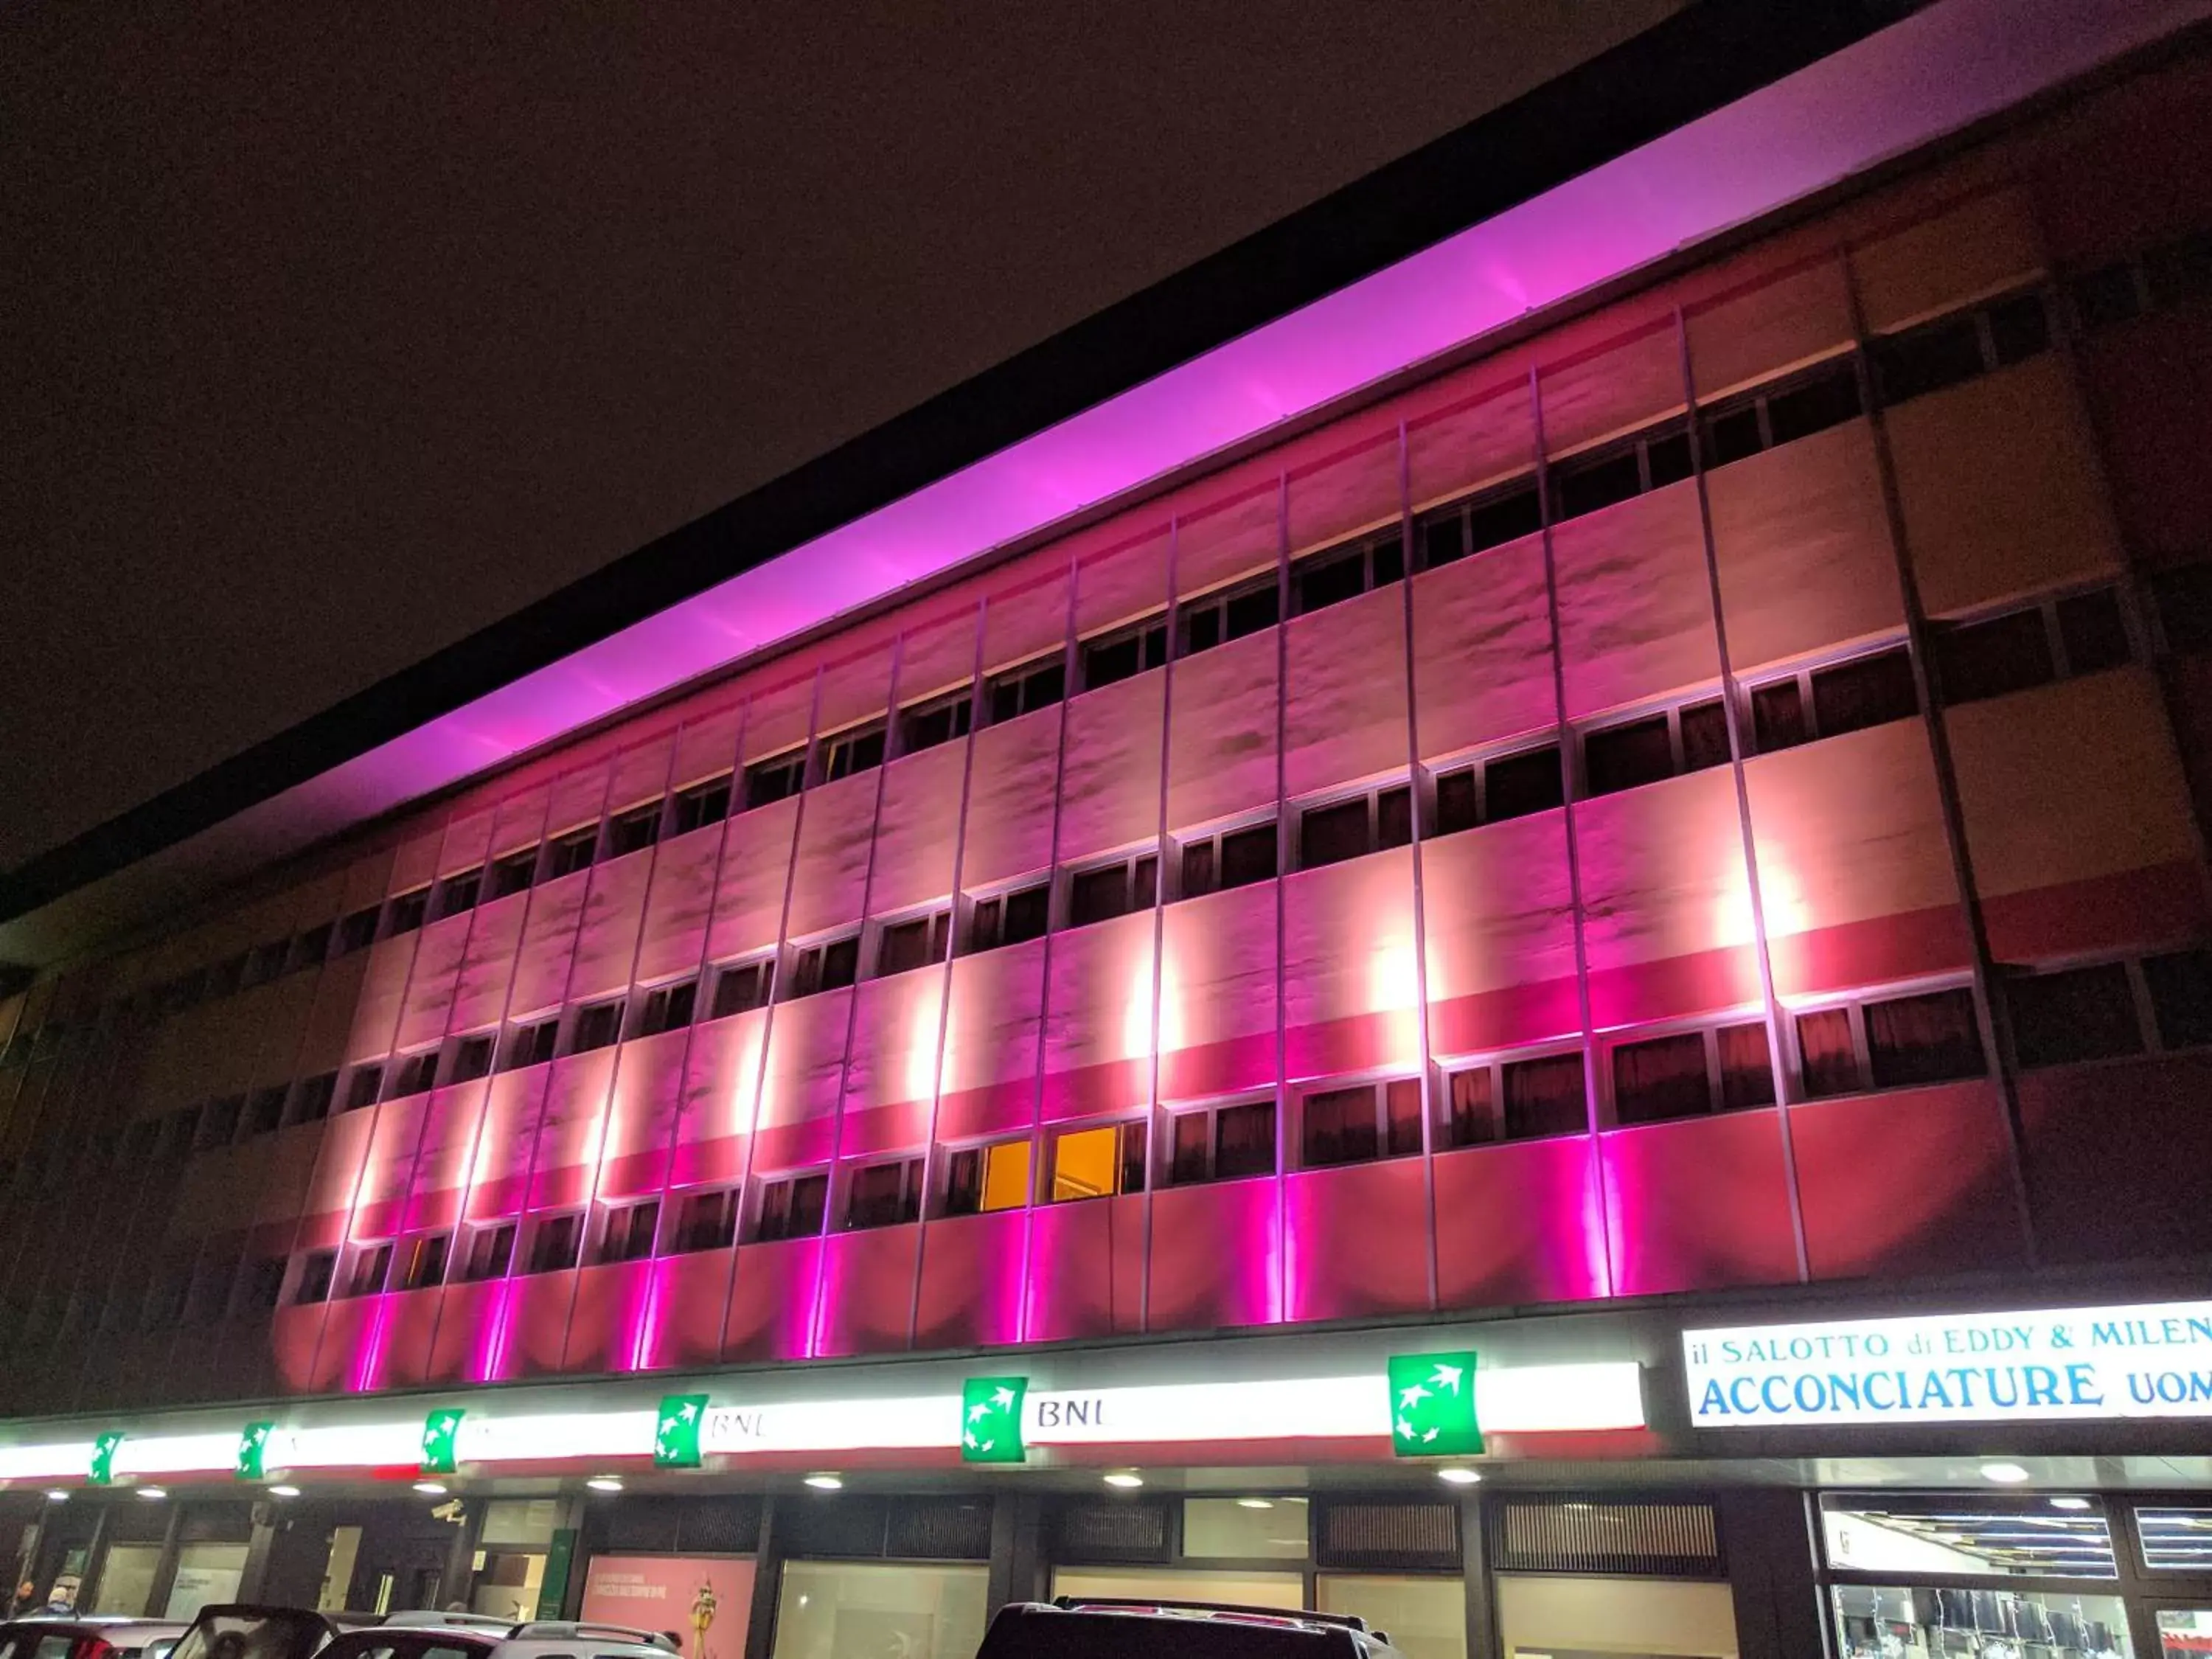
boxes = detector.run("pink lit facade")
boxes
[9,15,2212,1657]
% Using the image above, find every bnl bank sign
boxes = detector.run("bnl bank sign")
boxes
[1683,1299,2212,1427]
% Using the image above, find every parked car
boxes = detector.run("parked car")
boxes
[0,1620,192,1659]
[165,1605,354,1659]
[975,1600,1406,1659]
[313,1621,675,1659]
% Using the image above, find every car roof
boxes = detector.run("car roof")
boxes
[984,1601,1403,1659]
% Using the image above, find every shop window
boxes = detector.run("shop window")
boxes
[1583,698,1728,797]
[1167,1097,1276,1185]
[488,845,540,900]
[790,933,861,999]
[1180,821,1277,900]
[710,956,775,1018]
[1433,743,1564,836]
[292,1071,338,1124]
[877,911,951,978]
[386,887,431,937]
[967,881,1049,954]
[757,1171,830,1242]
[1301,1078,1423,1167]
[1179,573,1280,657]
[544,825,598,880]
[674,1187,739,1253]
[2137,1506,2212,1571]
[344,1065,384,1112]
[1049,1121,1147,1201]
[606,801,663,858]
[944,1139,1032,1216]
[244,1085,288,1136]
[823,720,888,782]
[462,1222,517,1282]
[288,920,334,971]
[744,747,807,809]
[2006,962,2143,1068]
[1296,785,1412,872]
[447,1033,495,1084]
[1068,851,1158,928]
[2143,947,2212,1050]
[1820,1494,2116,1579]
[845,1158,925,1230]
[1082,613,1168,692]
[526,1213,582,1275]
[295,1250,337,1306]
[899,687,974,755]
[400,1234,450,1292]
[1292,527,1404,619]
[672,773,734,835]
[987,653,1067,724]
[1186,1496,1312,1559]
[637,978,698,1037]
[1416,477,1541,571]
[600,1200,660,1264]
[200,1093,244,1148]
[391,1049,439,1097]
[571,999,624,1053]
[506,1015,559,1071]
[435,866,483,919]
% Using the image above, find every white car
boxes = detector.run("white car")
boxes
[316,1621,675,1659]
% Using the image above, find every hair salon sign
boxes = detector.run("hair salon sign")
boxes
[1683,1299,2212,1427]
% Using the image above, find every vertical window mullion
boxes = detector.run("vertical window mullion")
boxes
[2124,957,2163,1054]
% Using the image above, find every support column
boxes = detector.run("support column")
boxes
[741,1498,782,1659]
[235,1504,280,1604]
[1459,1492,1498,1659]
[440,1499,484,1615]
[986,1492,1044,1616]
[1719,1490,1827,1659]
[142,1500,186,1621]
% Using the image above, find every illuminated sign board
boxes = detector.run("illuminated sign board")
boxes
[1684,1299,2212,1427]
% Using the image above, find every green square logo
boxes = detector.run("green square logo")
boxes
[961,1377,1027,1463]
[236,1422,276,1482]
[1388,1351,1482,1457]
[420,1408,465,1475]
[88,1431,123,1486]
[654,1394,708,1469]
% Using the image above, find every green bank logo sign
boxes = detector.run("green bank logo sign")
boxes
[1686,1299,2212,1427]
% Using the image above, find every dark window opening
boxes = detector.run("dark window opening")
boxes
[1385,1077,1424,1155]
[675,1188,739,1253]
[2154,563,2212,656]
[1486,745,1565,823]
[386,888,430,937]
[1436,768,1478,836]
[1378,785,1413,850]
[1865,987,1984,1088]
[435,869,483,919]
[488,847,539,900]
[1551,448,1643,521]
[607,803,662,858]
[207,954,247,998]
[711,959,774,1019]
[1295,549,1367,616]
[744,750,807,809]
[1750,679,1809,753]
[1680,699,1731,771]
[296,1251,337,1306]
[1070,855,1158,927]
[2071,262,2143,331]
[2145,229,2212,307]
[240,1256,286,1314]
[1933,609,2055,704]
[244,1085,289,1136]
[244,939,291,986]
[1810,648,1917,737]
[1718,1021,1776,1110]
[392,1050,439,1096]
[464,1223,517,1282]
[968,883,1049,954]
[1703,404,1764,467]
[293,1071,338,1124]
[1300,799,1371,869]
[1585,716,1674,796]
[879,913,952,977]
[572,1001,624,1052]
[602,1200,661,1263]
[1220,824,1276,889]
[507,1018,559,1071]
[1303,1085,1379,1167]
[2008,963,2143,1068]
[1502,1052,1587,1140]
[846,1160,924,1231]
[1613,1032,1711,1126]
[402,1234,451,1292]
[900,691,974,755]
[448,1034,494,1084]
[672,775,734,835]
[2057,588,2130,675]
[288,922,334,971]
[824,723,888,782]
[1182,577,1281,655]
[1645,428,1694,490]
[987,655,1067,723]
[1763,364,1861,446]
[1986,291,2051,365]
[1872,315,1985,403]
[757,1172,830,1242]
[345,1065,385,1112]
[1082,618,1168,691]
[1416,481,1540,571]
[1446,1068,1493,1147]
[639,979,698,1037]
[2145,948,2212,1050]
[201,1093,244,1147]
[545,827,598,880]
[1215,1099,1277,1180]
[528,1213,582,1274]
[1797,1006,1859,1098]
[791,935,862,998]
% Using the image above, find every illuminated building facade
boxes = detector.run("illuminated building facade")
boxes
[7,4,2212,1655]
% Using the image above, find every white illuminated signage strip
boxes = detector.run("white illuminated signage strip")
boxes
[458,1411,659,1464]
[1685,1298,2212,1427]
[0,1443,91,1481]
[112,1432,236,1475]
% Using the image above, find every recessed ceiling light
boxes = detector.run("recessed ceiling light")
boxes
[803,1474,844,1491]
[1980,1462,2032,1484]
[1236,1498,1275,1509]
[585,1477,624,1493]
[2051,1497,2092,1510]
[136,1486,167,1501]
[42,1490,68,1503]
[413,1481,449,1496]
[1103,1472,1145,1489]
[1436,1468,1483,1486]
[268,1485,302,1499]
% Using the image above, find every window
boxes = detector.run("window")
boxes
[201,1093,244,1147]
[846,1158,925,1229]
[967,881,1049,953]
[1180,821,1277,899]
[1416,477,1542,570]
[293,1071,338,1124]
[1748,646,1919,754]
[823,720,888,782]
[1933,608,2055,703]
[185,1252,240,1326]
[986,653,1066,723]
[2007,963,2143,1068]
[606,801,663,858]
[386,888,430,937]
[710,958,774,1018]
[1798,985,1986,1096]
[1433,743,1565,835]
[1166,1098,1276,1185]
[757,1171,830,1242]
[674,1187,739,1253]
[1292,528,1403,617]
[435,867,483,920]
[1296,785,1411,871]
[295,1250,337,1306]
[401,1234,450,1291]
[462,1222,516,1282]
[637,978,698,1037]
[544,826,598,880]
[1550,417,1694,524]
[1081,614,1168,692]
[1068,852,1158,927]
[1178,573,1280,656]
[601,1200,661,1263]
[2144,947,2212,1050]
[391,1050,439,1097]
[745,747,807,807]
[487,846,539,900]
[1301,1079,1423,1167]
[207,953,247,998]
[1611,1022,1773,1124]
[899,689,974,755]
[344,1243,393,1299]
[282,922,331,974]
[572,1000,624,1053]
[447,1034,495,1084]
[344,1065,385,1111]
[672,773,734,835]
[243,939,291,987]
[240,1256,286,1315]
[877,911,951,978]
[1442,1051,1588,1146]
[1583,695,1729,796]
[1049,1121,1147,1201]
[1695,358,1861,471]
[944,1140,1032,1215]
[335,905,381,956]
[1871,313,1987,403]
[790,934,861,998]
[526,1213,582,1274]
[244,1085,288,1136]
[507,1016,559,1070]
[161,1105,204,1158]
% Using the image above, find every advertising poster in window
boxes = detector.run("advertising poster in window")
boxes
[580,1554,756,1659]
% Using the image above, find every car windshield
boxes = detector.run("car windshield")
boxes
[979,1612,1341,1659]
[171,1611,328,1659]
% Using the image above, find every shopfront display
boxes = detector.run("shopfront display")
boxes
[580,1554,755,1659]
[769,1560,987,1659]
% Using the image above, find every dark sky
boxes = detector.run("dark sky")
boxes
[0,0,1679,879]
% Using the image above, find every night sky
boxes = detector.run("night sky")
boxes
[0,0,1677,881]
